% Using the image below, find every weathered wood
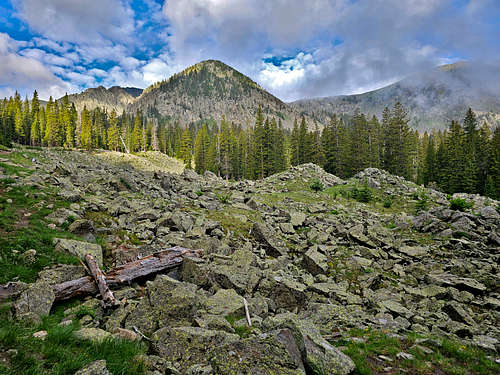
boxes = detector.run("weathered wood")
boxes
[53,246,202,301]
[243,297,252,327]
[85,254,116,307]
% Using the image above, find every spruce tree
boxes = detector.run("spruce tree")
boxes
[179,127,193,168]
[194,124,210,174]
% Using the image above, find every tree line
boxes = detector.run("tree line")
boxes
[0,91,499,198]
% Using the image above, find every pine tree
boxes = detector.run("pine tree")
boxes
[107,110,120,151]
[219,115,232,178]
[132,112,143,152]
[80,106,92,150]
[194,124,210,174]
[290,118,299,166]
[179,127,193,168]
[423,135,437,185]
[30,113,40,146]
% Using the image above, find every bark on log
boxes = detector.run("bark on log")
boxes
[53,246,202,301]
[85,254,116,307]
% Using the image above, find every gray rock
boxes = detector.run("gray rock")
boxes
[14,281,55,322]
[290,211,306,227]
[473,335,498,352]
[205,289,244,317]
[380,300,413,319]
[398,245,429,257]
[303,247,329,275]
[53,238,103,267]
[426,273,487,295]
[480,206,500,220]
[75,360,111,375]
[252,222,288,257]
[263,313,355,375]
[442,301,476,326]
[68,219,96,242]
[74,328,112,343]
[45,208,80,226]
[211,329,306,374]
[152,327,239,372]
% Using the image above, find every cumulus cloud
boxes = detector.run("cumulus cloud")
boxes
[162,0,500,101]
[1,0,499,102]
[12,0,135,45]
[0,33,74,99]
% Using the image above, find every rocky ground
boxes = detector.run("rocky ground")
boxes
[0,147,499,375]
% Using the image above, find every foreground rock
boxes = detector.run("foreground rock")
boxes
[75,360,111,375]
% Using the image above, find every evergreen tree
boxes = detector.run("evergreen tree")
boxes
[179,127,193,168]
[194,124,210,174]
[80,106,92,150]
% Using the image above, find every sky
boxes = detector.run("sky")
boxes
[0,0,499,102]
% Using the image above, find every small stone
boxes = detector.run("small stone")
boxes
[20,249,37,265]
[397,352,414,360]
[113,328,138,341]
[74,328,112,343]
[33,330,48,340]
[75,360,111,375]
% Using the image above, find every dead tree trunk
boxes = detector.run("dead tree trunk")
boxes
[85,254,116,307]
[53,246,202,301]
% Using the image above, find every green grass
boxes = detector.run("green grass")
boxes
[0,303,147,375]
[335,329,500,375]
[0,179,80,284]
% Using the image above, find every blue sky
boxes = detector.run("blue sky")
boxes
[0,0,499,101]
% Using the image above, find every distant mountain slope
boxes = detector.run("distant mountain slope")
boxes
[65,86,143,114]
[290,63,500,130]
[128,60,307,128]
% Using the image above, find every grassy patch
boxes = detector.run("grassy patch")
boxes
[0,302,147,375]
[205,207,260,238]
[224,314,253,338]
[335,329,500,375]
[0,180,79,284]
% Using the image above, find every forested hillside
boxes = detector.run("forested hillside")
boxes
[1,90,499,199]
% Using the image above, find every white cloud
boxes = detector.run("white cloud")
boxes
[20,48,74,67]
[0,33,74,99]
[12,0,135,45]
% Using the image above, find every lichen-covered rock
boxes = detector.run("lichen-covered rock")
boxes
[37,264,87,285]
[53,238,103,267]
[14,281,55,322]
[75,360,111,375]
[252,222,288,257]
[205,289,244,317]
[290,211,306,227]
[211,329,306,374]
[45,208,80,225]
[303,247,329,275]
[398,245,429,257]
[425,273,486,295]
[68,219,96,242]
[74,328,111,343]
[152,327,239,372]
[263,313,355,375]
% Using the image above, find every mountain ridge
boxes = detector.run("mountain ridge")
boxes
[290,62,500,129]
[62,61,500,130]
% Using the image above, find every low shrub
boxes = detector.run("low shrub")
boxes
[351,185,372,203]
[310,178,324,192]
[414,191,429,213]
[383,196,393,208]
[216,191,232,204]
[449,198,474,212]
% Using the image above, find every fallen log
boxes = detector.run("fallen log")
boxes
[85,254,116,307]
[52,246,202,301]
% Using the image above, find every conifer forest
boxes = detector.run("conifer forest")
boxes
[1,91,499,199]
